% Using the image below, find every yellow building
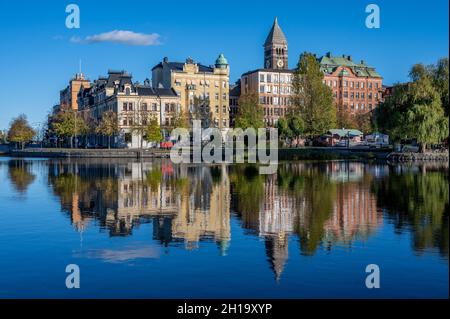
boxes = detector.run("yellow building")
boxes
[151,55,230,129]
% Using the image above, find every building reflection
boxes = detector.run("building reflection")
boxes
[42,159,448,281]
[47,159,231,254]
[231,162,383,280]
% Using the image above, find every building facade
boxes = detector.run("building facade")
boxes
[78,70,181,148]
[240,17,294,127]
[152,55,230,129]
[234,18,383,128]
[59,73,91,112]
[319,53,383,114]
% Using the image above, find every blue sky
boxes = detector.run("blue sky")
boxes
[0,0,448,130]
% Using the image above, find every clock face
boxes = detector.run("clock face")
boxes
[277,59,284,68]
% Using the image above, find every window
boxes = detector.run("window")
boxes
[361,82,364,88]
[123,119,127,126]
[165,103,170,112]
[223,93,227,100]
[222,81,227,89]
[344,81,348,87]
[142,103,147,111]
[152,103,157,111]
[350,81,354,88]
[344,91,348,98]
[215,93,219,100]
[125,87,131,95]
[123,102,128,111]
[125,133,132,143]
[129,103,133,111]
[267,74,272,83]
[215,105,219,113]
[356,82,359,89]
[260,74,265,82]
[260,85,265,93]
[333,80,337,87]
[223,106,227,113]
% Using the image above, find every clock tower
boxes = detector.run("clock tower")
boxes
[264,17,288,70]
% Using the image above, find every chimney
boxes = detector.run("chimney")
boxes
[163,57,169,63]
[326,52,332,58]
[347,55,352,61]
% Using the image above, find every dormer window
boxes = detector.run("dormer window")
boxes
[125,87,131,95]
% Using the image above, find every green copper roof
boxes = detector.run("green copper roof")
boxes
[318,53,382,78]
[215,53,228,68]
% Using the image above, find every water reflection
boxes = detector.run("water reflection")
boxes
[8,159,36,194]
[5,158,447,282]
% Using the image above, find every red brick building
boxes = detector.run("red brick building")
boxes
[319,53,383,114]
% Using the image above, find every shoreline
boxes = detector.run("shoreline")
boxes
[2,147,448,162]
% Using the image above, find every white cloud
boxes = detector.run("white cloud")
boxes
[71,30,161,46]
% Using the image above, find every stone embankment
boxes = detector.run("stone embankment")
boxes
[387,151,449,162]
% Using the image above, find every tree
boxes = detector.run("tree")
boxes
[144,116,163,146]
[277,111,304,145]
[52,110,88,148]
[292,52,337,138]
[0,130,6,144]
[7,114,36,149]
[234,92,264,130]
[171,109,189,130]
[337,111,357,130]
[430,57,449,116]
[355,112,374,134]
[96,111,118,149]
[375,60,449,152]
[277,118,293,141]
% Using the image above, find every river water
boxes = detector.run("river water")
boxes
[0,157,447,298]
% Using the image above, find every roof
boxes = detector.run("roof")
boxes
[151,59,214,73]
[229,83,241,97]
[318,53,382,78]
[135,86,178,97]
[241,68,294,77]
[264,17,287,46]
[328,129,363,137]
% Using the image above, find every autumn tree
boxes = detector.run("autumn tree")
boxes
[96,110,118,149]
[292,52,337,138]
[7,114,36,149]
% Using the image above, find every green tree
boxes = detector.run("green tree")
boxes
[376,60,448,152]
[234,92,264,130]
[292,52,337,138]
[277,111,304,145]
[7,114,36,149]
[96,110,118,149]
[52,110,88,148]
[171,109,189,130]
[277,118,292,141]
[430,57,449,116]
[144,116,163,146]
